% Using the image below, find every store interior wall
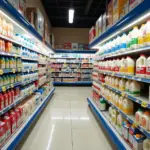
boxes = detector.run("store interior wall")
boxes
[52,27,90,45]
[26,0,52,33]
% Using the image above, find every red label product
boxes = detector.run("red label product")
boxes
[0,121,6,147]
[0,94,4,111]
[9,111,17,134]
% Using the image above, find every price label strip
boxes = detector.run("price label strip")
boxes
[141,101,148,108]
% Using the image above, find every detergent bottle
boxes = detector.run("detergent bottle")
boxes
[141,111,150,130]
[131,26,139,49]
[136,54,147,77]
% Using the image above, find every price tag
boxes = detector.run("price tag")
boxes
[2,86,6,92]
[133,122,139,128]
[0,69,3,75]
[141,101,148,108]
[12,69,16,73]
[11,84,14,88]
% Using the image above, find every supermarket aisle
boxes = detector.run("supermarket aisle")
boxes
[19,87,113,150]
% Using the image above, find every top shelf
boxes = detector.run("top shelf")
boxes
[89,0,149,49]
[0,0,54,55]
[54,49,97,54]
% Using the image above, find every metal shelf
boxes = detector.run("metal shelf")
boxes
[89,0,148,48]
[21,78,38,86]
[87,98,131,150]
[0,68,21,74]
[0,51,20,57]
[1,88,55,150]
[21,57,38,61]
[53,81,92,85]
[93,79,150,109]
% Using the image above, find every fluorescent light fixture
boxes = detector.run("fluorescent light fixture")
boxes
[69,9,74,23]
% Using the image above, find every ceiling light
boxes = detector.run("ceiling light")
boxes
[69,9,74,24]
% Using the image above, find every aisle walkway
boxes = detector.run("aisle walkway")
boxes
[19,87,113,150]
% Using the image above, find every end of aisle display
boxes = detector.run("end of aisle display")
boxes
[2,88,55,150]
[87,98,130,150]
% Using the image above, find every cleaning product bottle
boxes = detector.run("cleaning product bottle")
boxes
[123,98,134,115]
[136,54,147,77]
[129,80,141,97]
[144,20,150,46]
[126,56,135,75]
[141,111,150,130]
[135,108,143,125]
[138,24,146,48]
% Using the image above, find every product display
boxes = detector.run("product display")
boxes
[51,52,93,84]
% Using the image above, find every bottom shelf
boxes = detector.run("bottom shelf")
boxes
[2,88,55,150]
[87,97,131,150]
[53,81,92,86]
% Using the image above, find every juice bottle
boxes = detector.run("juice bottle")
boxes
[136,54,147,77]
[138,24,146,48]
[9,110,17,133]
[119,78,126,91]
[120,58,125,74]
[8,90,12,105]
[135,108,143,125]
[126,56,135,75]
[0,76,3,87]
[0,94,4,111]
[116,114,124,134]
[122,98,134,115]
[5,57,9,69]
[129,125,138,148]
[3,92,8,108]
[11,89,15,102]
[129,81,141,97]
[143,139,150,150]
[119,96,123,110]
[146,56,150,78]
[125,80,132,92]
[144,20,150,46]
[141,111,150,130]
[0,121,6,147]
[131,26,139,49]
[0,57,6,69]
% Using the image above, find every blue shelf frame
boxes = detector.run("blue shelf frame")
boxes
[4,88,55,150]
[55,49,97,54]
[89,0,150,48]
[87,98,130,150]
[53,81,92,86]
[0,0,53,51]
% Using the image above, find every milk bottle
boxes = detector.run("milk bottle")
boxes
[144,20,150,46]
[138,24,146,48]
[126,56,135,75]
[129,81,141,97]
[131,26,139,49]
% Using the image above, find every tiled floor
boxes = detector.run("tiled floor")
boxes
[19,87,113,150]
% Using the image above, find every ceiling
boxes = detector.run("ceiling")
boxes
[42,0,108,28]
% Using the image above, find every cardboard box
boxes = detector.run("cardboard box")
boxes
[72,43,78,50]
[89,26,95,43]
[107,0,113,28]
[64,42,71,49]
[129,0,143,11]
[102,13,107,33]
[113,0,126,23]
[26,7,44,36]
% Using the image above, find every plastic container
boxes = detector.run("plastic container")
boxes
[120,58,125,74]
[99,98,106,111]
[138,24,146,48]
[129,125,138,148]
[126,56,135,75]
[122,98,134,115]
[143,139,150,150]
[129,81,141,97]
[141,111,150,130]
[135,108,144,125]
[119,96,123,110]
[120,34,128,52]
[123,123,130,142]
[144,20,150,46]
[116,114,124,134]
[146,56,150,78]
[125,80,132,92]
[131,26,139,49]
[119,78,126,91]
[136,54,147,77]
[133,134,145,150]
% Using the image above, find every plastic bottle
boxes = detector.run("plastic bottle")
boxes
[127,31,132,50]
[129,80,141,97]
[120,34,128,52]
[116,114,124,134]
[126,56,135,75]
[125,80,132,92]
[144,20,150,46]
[135,108,143,125]
[119,96,123,110]
[146,56,150,78]
[0,94,4,111]
[141,111,150,130]
[143,139,150,150]
[131,26,139,49]
[120,58,125,74]
[123,98,134,115]
[136,54,147,77]
[133,134,145,150]
[0,57,5,69]
[115,77,120,89]
[119,78,126,91]
[138,24,146,48]
[99,98,106,111]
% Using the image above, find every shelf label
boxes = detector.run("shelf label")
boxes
[12,69,16,73]
[0,69,3,75]
[141,101,148,108]
[2,86,6,92]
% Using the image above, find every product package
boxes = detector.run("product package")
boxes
[102,13,107,33]
[89,26,95,43]
[78,44,84,50]
[19,0,26,17]
[129,0,144,11]
[72,43,78,50]
[107,0,113,29]
[64,42,71,49]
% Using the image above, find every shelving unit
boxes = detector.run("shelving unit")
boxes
[51,50,95,85]
[88,1,150,149]
[0,1,54,149]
